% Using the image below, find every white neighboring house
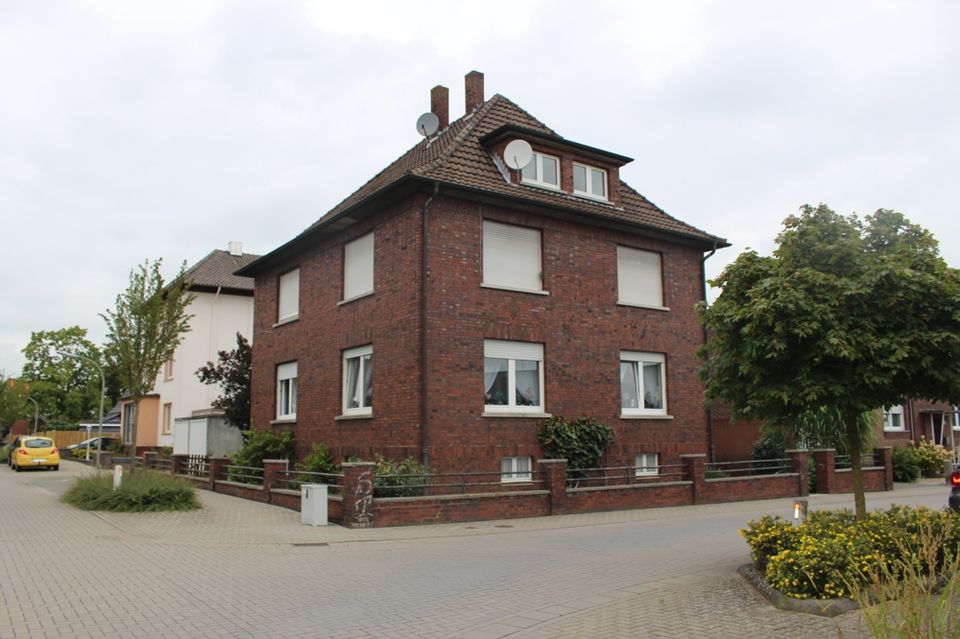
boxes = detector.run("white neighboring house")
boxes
[121,242,258,450]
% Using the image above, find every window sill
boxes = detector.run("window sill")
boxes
[271,418,297,425]
[335,413,373,421]
[617,302,670,312]
[273,315,299,328]
[520,180,562,192]
[572,191,608,203]
[338,291,374,306]
[620,413,673,420]
[501,479,534,485]
[483,412,552,418]
[480,283,549,296]
[882,428,906,433]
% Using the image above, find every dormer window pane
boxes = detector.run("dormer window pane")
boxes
[521,152,560,189]
[573,162,607,200]
[541,155,558,185]
[573,164,587,192]
[591,168,606,197]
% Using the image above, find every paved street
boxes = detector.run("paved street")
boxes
[0,460,951,638]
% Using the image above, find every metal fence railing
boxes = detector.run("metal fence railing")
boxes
[222,464,264,485]
[565,463,686,487]
[274,470,344,496]
[707,457,792,478]
[370,470,547,498]
[835,453,880,470]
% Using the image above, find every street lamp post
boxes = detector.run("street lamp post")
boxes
[26,396,39,434]
[58,350,106,470]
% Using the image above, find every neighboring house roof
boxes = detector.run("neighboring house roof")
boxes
[187,249,260,295]
[239,91,727,277]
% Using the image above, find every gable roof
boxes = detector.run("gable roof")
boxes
[239,94,726,276]
[187,249,260,294]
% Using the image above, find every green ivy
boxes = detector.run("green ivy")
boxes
[537,416,614,475]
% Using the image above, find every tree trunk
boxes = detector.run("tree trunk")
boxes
[845,413,866,520]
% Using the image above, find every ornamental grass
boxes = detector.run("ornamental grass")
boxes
[62,469,200,512]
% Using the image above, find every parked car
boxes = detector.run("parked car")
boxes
[950,467,960,513]
[9,436,60,471]
[65,436,119,453]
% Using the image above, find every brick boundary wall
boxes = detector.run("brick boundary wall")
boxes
[123,449,893,528]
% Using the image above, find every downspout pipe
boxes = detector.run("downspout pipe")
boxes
[701,241,719,463]
[420,182,440,469]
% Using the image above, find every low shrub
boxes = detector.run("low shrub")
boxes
[288,443,340,490]
[751,428,787,474]
[229,429,294,482]
[915,439,951,477]
[537,416,614,476]
[62,470,200,512]
[372,455,428,497]
[892,445,921,483]
[742,506,960,600]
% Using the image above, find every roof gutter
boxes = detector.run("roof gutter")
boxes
[420,182,440,469]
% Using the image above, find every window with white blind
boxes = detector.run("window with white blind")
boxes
[482,220,543,292]
[342,345,373,416]
[883,404,904,431]
[617,246,663,308]
[573,163,607,200]
[278,268,300,322]
[952,406,960,430]
[520,152,560,189]
[484,340,544,414]
[343,232,374,301]
[620,352,666,416]
[276,362,297,420]
[635,453,659,477]
[501,456,532,483]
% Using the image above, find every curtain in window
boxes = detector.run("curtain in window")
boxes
[620,361,639,409]
[484,357,508,405]
[642,362,662,409]
[515,359,540,406]
[346,357,361,409]
[362,354,372,407]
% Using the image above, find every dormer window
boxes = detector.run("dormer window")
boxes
[521,152,560,189]
[573,163,607,200]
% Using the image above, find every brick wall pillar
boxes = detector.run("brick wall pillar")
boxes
[143,451,158,470]
[812,449,836,494]
[208,457,230,491]
[172,454,187,476]
[875,446,893,491]
[262,459,289,503]
[680,454,707,504]
[341,462,376,528]
[538,459,568,515]
[786,449,810,497]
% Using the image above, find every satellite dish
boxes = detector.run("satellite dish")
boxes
[416,112,440,137]
[503,139,533,170]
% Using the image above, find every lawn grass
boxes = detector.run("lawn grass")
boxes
[62,469,200,512]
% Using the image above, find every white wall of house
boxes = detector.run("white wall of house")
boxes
[153,290,254,447]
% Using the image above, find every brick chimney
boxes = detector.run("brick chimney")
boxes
[430,85,449,129]
[465,70,484,113]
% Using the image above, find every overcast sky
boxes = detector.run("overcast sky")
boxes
[2,0,957,376]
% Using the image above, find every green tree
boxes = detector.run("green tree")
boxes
[0,375,30,436]
[196,332,252,430]
[101,259,194,451]
[20,326,104,422]
[700,205,960,519]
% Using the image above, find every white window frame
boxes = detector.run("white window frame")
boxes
[482,220,544,293]
[343,233,374,302]
[952,406,960,430]
[572,162,608,200]
[162,402,172,435]
[276,361,298,420]
[617,246,664,309]
[520,152,561,190]
[122,403,135,446]
[635,453,659,477]
[501,456,532,483]
[483,340,545,415]
[278,268,300,323]
[342,345,373,417]
[883,404,905,431]
[163,357,174,381]
[620,351,667,417]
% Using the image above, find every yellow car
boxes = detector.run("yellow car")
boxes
[10,436,60,471]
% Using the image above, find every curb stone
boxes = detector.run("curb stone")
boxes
[737,564,859,618]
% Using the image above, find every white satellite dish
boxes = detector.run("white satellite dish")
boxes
[416,112,440,137]
[503,139,533,170]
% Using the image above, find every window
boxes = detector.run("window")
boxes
[122,403,135,445]
[342,345,373,416]
[484,340,544,414]
[883,405,904,431]
[276,362,297,420]
[163,357,174,381]
[343,233,374,301]
[501,456,532,483]
[620,352,666,416]
[520,152,560,189]
[278,268,300,322]
[482,220,543,292]
[162,403,172,435]
[617,246,663,308]
[635,453,659,477]
[573,163,607,200]
[952,406,960,430]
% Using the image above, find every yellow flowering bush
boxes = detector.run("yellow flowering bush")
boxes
[915,439,951,477]
[742,506,960,600]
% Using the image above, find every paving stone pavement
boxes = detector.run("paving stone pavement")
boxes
[0,460,951,638]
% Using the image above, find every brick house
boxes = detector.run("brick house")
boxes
[238,71,728,478]
[877,400,959,452]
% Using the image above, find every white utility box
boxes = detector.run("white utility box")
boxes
[301,483,328,526]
